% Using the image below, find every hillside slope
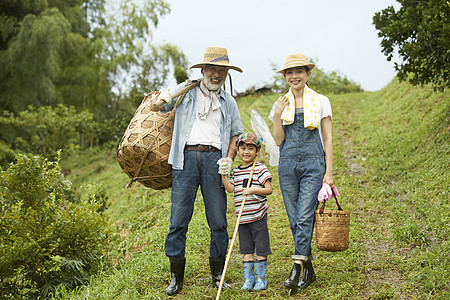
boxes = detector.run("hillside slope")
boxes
[60,78,449,299]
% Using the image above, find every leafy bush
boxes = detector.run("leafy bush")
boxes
[307,69,364,94]
[0,104,130,167]
[94,115,130,147]
[0,105,95,159]
[0,140,16,167]
[0,152,110,299]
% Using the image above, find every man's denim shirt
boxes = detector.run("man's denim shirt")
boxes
[162,81,244,170]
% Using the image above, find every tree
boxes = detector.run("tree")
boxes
[0,0,189,116]
[0,0,107,114]
[0,0,190,161]
[0,3,71,113]
[100,1,189,106]
[373,0,450,91]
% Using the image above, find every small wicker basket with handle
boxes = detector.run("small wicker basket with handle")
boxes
[315,189,350,252]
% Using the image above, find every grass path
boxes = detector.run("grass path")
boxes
[332,92,413,299]
[59,80,448,299]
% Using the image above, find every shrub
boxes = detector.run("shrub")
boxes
[0,105,95,160]
[0,152,110,299]
[0,105,131,168]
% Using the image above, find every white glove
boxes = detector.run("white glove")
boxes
[217,157,233,175]
[158,88,172,103]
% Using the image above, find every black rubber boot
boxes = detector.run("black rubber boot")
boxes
[165,257,186,296]
[298,260,316,289]
[209,256,230,288]
[283,263,302,289]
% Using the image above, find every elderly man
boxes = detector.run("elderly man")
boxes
[151,47,244,295]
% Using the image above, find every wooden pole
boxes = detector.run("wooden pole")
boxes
[216,157,258,300]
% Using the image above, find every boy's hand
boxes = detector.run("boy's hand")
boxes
[217,157,233,175]
[242,188,254,196]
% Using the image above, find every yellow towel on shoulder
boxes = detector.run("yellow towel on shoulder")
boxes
[280,85,321,129]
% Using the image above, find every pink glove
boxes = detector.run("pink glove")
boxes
[318,183,339,202]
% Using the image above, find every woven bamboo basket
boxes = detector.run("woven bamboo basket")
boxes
[315,197,350,252]
[117,81,199,189]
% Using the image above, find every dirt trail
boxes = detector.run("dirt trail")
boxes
[338,129,415,299]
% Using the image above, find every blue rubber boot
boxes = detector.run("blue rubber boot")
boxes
[241,261,255,291]
[253,259,268,291]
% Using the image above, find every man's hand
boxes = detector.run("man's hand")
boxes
[158,88,172,103]
[217,157,233,175]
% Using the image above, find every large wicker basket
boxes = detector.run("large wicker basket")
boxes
[315,196,350,252]
[117,81,199,189]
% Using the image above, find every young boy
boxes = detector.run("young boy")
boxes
[221,132,273,291]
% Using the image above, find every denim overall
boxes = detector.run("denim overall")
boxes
[278,108,326,261]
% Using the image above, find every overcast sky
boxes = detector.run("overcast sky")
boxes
[152,0,401,93]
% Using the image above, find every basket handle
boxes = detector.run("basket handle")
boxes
[172,80,200,102]
[318,188,342,214]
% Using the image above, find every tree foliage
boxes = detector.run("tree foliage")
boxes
[0,0,189,162]
[0,105,94,162]
[0,0,107,113]
[1,4,70,112]
[0,105,131,166]
[0,0,189,115]
[373,0,450,91]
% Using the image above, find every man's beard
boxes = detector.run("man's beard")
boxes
[203,74,224,91]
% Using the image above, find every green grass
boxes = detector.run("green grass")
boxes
[56,78,449,299]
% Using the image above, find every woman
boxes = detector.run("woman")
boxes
[269,52,333,290]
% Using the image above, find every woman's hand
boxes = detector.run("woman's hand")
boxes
[323,173,334,187]
[272,95,288,146]
[274,95,289,116]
